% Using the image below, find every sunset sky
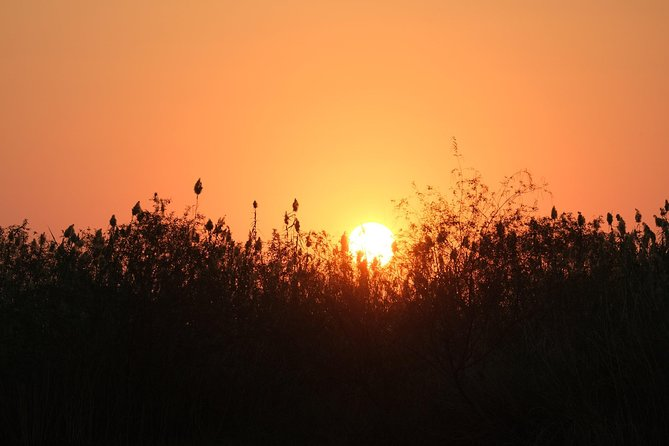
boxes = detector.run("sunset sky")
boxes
[2,0,668,240]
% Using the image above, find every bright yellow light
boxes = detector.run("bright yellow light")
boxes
[349,222,394,266]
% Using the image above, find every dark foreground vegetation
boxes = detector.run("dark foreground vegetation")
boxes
[2,165,669,445]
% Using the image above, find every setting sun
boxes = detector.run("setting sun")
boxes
[348,222,394,266]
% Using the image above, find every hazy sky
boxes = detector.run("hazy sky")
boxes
[2,0,668,239]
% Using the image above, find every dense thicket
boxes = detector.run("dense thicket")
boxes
[2,169,669,445]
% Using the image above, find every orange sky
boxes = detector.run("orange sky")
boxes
[2,0,668,240]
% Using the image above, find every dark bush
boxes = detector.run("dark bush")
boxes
[1,170,668,445]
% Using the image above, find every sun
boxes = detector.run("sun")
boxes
[348,222,394,266]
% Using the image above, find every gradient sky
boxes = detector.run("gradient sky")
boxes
[2,0,668,240]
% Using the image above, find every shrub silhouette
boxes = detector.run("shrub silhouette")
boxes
[1,167,669,444]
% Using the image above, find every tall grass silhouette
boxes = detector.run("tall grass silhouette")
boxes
[1,157,669,444]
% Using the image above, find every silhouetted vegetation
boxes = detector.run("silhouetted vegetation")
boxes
[2,159,669,444]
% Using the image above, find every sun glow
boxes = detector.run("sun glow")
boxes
[348,222,394,266]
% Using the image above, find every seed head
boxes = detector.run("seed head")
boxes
[253,200,258,209]
[617,216,626,235]
[194,178,203,196]
[644,223,656,243]
[64,224,75,239]
[94,229,104,247]
[110,214,117,228]
[292,198,299,213]
[551,206,557,220]
[340,233,349,253]
[132,201,142,217]
[205,219,214,232]
[496,222,505,238]
[577,212,585,227]
[425,235,433,247]
[606,212,613,226]
[635,209,642,223]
